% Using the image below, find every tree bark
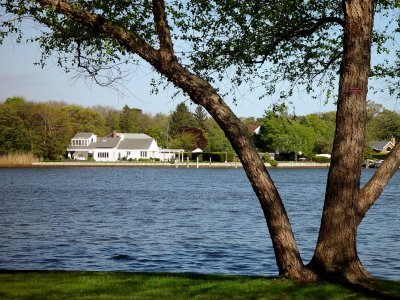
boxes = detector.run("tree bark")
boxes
[357,142,400,225]
[309,0,374,283]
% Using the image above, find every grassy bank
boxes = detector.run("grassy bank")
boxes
[0,152,37,167]
[0,271,398,299]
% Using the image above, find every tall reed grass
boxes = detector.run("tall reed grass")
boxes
[0,152,37,166]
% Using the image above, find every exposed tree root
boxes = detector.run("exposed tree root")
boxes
[303,261,398,299]
[342,277,398,299]
[285,266,318,283]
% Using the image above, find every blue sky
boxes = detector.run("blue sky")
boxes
[0,34,397,118]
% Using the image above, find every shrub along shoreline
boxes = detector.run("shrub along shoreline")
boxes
[0,152,37,167]
[0,270,398,299]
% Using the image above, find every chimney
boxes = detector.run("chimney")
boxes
[112,130,117,138]
[391,136,396,145]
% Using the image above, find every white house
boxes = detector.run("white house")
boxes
[67,131,183,162]
[115,133,160,161]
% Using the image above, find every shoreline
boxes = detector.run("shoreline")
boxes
[9,161,332,169]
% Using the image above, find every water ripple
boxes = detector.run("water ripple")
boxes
[0,168,398,279]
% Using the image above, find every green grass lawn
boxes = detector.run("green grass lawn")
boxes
[0,271,399,299]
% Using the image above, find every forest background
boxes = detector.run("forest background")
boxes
[1,96,398,161]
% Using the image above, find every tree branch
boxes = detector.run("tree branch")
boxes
[295,16,345,37]
[74,40,127,87]
[245,16,344,65]
[357,142,400,224]
[35,0,160,66]
[152,0,175,59]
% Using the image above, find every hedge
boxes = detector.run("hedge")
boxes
[269,160,279,167]
[368,153,389,160]
[312,156,331,163]
[192,152,235,162]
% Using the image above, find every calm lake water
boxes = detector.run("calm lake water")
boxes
[0,167,399,280]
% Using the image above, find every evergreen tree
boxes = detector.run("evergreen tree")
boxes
[169,102,197,136]
[194,105,208,130]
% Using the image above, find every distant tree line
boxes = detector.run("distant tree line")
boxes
[254,101,400,160]
[0,97,231,160]
[1,97,399,160]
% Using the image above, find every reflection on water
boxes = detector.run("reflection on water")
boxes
[0,167,398,279]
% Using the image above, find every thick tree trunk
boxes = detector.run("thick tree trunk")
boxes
[147,0,316,280]
[309,0,374,283]
[162,60,316,280]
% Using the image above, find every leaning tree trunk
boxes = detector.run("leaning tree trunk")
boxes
[150,2,315,280]
[309,0,374,283]
[34,0,316,280]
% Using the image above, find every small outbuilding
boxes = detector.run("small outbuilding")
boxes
[367,137,396,154]
[192,148,203,153]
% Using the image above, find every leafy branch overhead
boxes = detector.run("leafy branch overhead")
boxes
[1,1,398,99]
[171,0,398,99]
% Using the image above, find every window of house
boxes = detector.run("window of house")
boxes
[140,151,147,158]
[97,152,109,158]
[127,151,131,156]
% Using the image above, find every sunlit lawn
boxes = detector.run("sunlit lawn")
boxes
[0,271,399,299]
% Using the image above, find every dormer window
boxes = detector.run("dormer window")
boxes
[71,139,89,146]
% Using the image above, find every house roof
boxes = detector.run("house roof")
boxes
[68,132,157,151]
[121,133,152,139]
[73,132,94,139]
[246,124,261,134]
[117,138,153,150]
[368,140,392,151]
[92,137,121,148]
